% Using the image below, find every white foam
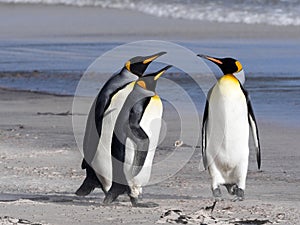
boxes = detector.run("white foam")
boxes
[0,0,300,26]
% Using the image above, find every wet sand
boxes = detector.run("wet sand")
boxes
[0,88,299,225]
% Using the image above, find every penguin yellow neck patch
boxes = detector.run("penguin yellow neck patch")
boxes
[152,95,160,99]
[220,74,239,85]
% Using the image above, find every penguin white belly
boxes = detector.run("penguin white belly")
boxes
[206,79,249,185]
[124,96,163,194]
[91,82,135,192]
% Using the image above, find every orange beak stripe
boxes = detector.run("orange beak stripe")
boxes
[206,57,223,65]
[154,70,165,80]
[143,55,159,64]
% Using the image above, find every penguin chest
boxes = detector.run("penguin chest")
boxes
[125,96,163,186]
[140,96,163,155]
[91,82,135,192]
[207,79,249,166]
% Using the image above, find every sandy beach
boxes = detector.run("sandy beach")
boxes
[0,2,300,225]
[0,88,299,225]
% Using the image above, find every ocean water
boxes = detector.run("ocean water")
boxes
[0,40,299,127]
[1,0,300,26]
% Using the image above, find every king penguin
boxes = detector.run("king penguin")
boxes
[197,54,261,201]
[102,65,172,207]
[75,52,166,196]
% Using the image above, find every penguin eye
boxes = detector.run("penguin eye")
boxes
[125,61,131,71]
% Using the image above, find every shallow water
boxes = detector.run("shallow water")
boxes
[0,40,299,127]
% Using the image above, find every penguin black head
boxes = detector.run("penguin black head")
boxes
[197,54,243,75]
[198,54,246,84]
[136,65,172,92]
[125,51,167,76]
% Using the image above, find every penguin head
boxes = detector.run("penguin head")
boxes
[197,54,245,84]
[136,65,172,92]
[124,51,167,76]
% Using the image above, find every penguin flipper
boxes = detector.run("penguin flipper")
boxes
[202,100,209,170]
[128,98,151,177]
[81,91,111,176]
[82,99,100,164]
[83,84,113,154]
[79,85,114,195]
[248,104,261,170]
[202,89,212,170]
[82,76,131,166]
[241,86,261,170]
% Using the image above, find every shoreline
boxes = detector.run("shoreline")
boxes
[1,66,300,130]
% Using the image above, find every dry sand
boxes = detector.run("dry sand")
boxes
[0,88,299,225]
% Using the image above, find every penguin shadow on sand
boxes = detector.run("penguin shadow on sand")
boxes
[0,192,168,207]
[0,192,104,207]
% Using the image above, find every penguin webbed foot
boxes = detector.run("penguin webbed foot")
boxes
[212,187,222,201]
[103,193,117,204]
[75,179,96,196]
[75,162,102,196]
[224,183,237,195]
[75,176,102,196]
[232,187,244,202]
[130,196,158,208]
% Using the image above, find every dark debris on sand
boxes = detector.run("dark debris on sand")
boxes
[0,216,44,225]
[156,202,279,225]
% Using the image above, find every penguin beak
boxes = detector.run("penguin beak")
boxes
[154,65,172,80]
[197,54,223,65]
[143,51,167,64]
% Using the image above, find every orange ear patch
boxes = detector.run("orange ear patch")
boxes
[125,61,131,71]
[137,80,146,89]
[235,61,243,72]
